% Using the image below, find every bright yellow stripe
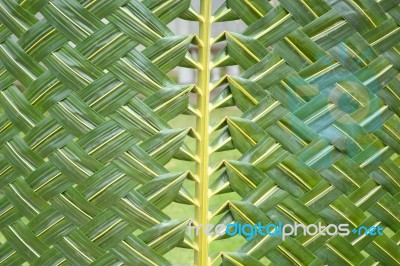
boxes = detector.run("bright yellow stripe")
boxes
[26,29,56,53]
[254,185,279,206]
[0,165,11,177]
[58,149,91,176]
[9,227,39,257]
[153,0,175,13]
[89,83,124,107]
[374,241,400,264]
[0,251,16,264]
[276,120,307,146]
[229,203,255,225]
[120,58,162,89]
[36,216,65,236]
[253,59,285,81]
[31,80,61,105]
[377,202,400,223]
[147,173,186,201]
[88,129,126,155]
[227,77,259,105]
[148,221,186,246]
[121,105,159,132]
[211,94,233,111]
[343,43,367,66]
[60,194,92,219]
[6,143,35,171]
[225,161,256,188]
[326,243,354,265]
[49,2,91,35]
[311,21,346,41]
[0,4,27,30]
[244,0,263,17]
[279,163,312,190]
[88,173,125,201]
[226,33,261,63]
[329,204,357,227]
[148,129,188,157]
[359,146,389,168]
[0,121,12,134]
[31,127,62,149]
[122,241,158,266]
[0,46,36,79]
[276,204,303,224]
[88,33,124,60]
[10,183,39,214]
[154,86,193,112]
[304,104,335,124]
[124,151,158,176]
[304,186,334,206]
[332,164,361,187]
[52,53,91,83]
[222,253,243,266]
[276,245,302,266]
[84,0,98,8]
[121,198,159,223]
[64,237,93,262]
[153,36,193,63]
[299,0,318,17]
[119,7,162,38]
[336,83,364,107]
[255,14,291,39]
[34,173,62,192]
[379,166,400,188]
[91,219,122,241]
[251,101,280,122]
[58,102,94,130]
[349,0,376,27]
[227,118,256,145]
[252,143,280,165]
[284,37,312,64]
[305,62,339,81]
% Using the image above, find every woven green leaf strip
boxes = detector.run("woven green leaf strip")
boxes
[0,0,196,265]
[0,0,399,265]
[208,0,400,265]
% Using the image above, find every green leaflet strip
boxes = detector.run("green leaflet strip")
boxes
[0,0,399,265]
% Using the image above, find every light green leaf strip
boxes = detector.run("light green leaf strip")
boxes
[0,0,400,265]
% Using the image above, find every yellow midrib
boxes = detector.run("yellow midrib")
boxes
[195,1,212,265]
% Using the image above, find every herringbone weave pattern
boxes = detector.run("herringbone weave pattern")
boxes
[209,0,400,265]
[0,0,196,265]
[0,0,399,265]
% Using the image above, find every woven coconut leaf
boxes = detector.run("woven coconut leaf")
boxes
[0,0,399,265]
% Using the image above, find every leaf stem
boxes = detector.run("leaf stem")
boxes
[195,0,212,265]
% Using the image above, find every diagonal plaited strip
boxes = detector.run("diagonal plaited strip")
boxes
[207,0,400,265]
[0,0,200,265]
[0,0,399,265]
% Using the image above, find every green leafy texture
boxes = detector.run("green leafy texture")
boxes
[0,0,195,265]
[0,0,400,265]
[207,0,400,264]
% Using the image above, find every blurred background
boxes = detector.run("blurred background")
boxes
[168,0,245,84]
